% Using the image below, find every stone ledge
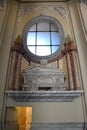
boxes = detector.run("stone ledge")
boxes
[5,90,83,102]
[30,122,87,130]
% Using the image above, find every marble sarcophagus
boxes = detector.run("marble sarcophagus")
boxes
[22,66,66,91]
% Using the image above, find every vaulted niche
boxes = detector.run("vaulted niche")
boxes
[6,16,83,102]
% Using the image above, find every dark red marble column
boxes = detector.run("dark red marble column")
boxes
[66,52,74,90]
[71,51,80,90]
[64,42,80,90]
[14,54,22,90]
[8,51,18,90]
[8,36,23,90]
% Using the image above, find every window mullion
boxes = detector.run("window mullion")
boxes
[35,23,37,55]
[50,23,52,54]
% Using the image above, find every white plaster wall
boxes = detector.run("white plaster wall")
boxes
[5,107,18,122]
[6,97,84,123]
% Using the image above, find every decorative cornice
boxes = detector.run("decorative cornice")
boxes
[17,5,69,22]
[5,90,83,102]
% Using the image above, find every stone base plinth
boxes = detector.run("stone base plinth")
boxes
[30,122,87,130]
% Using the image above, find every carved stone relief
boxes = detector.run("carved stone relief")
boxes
[22,65,67,91]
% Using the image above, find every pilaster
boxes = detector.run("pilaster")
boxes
[0,0,19,124]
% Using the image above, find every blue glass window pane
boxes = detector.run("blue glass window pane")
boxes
[51,32,60,45]
[26,22,61,57]
[27,32,36,45]
[52,46,59,53]
[27,46,35,54]
[36,46,51,56]
[37,32,50,45]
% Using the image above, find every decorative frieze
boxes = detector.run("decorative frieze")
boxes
[17,5,68,22]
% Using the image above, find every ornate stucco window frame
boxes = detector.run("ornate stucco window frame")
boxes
[22,15,65,63]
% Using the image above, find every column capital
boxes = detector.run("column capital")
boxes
[62,41,77,55]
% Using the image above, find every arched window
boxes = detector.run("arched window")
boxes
[23,16,65,63]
